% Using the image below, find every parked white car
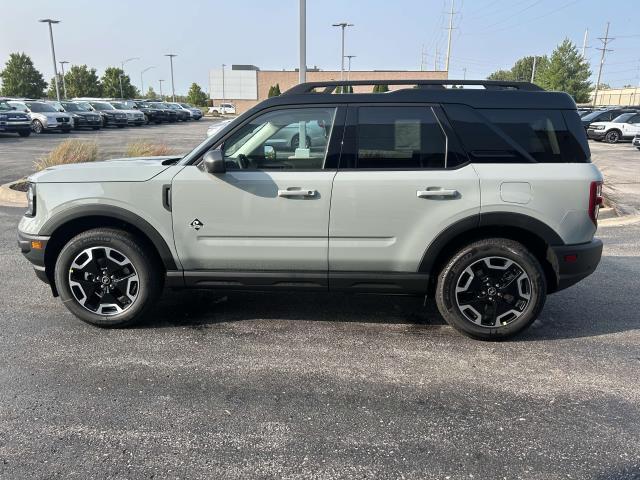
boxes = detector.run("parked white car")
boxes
[8,100,73,133]
[208,103,236,115]
[586,112,640,143]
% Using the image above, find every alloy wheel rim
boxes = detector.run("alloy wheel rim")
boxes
[32,121,42,133]
[68,246,140,316]
[454,256,532,328]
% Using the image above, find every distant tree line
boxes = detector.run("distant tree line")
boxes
[0,52,208,105]
[487,39,592,103]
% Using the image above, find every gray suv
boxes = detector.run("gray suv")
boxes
[9,100,72,133]
[17,80,604,340]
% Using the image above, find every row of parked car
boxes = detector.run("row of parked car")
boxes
[0,98,203,137]
[578,106,640,146]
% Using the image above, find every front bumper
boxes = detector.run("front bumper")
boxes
[73,117,102,128]
[104,116,128,126]
[587,129,606,140]
[548,239,603,292]
[17,230,51,287]
[0,121,31,133]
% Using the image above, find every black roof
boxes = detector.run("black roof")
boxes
[248,80,577,115]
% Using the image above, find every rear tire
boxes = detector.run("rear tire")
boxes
[604,130,621,144]
[435,238,546,340]
[54,228,163,328]
[18,130,31,137]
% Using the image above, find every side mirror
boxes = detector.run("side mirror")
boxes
[11,106,16,110]
[264,145,276,161]
[59,108,65,112]
[203,148,226,174]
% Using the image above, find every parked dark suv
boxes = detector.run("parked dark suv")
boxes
[146,102,178,122]
[0,98,31,137]
[581,108,638,129]
[130,101,168,124]
[87,101,128,128]
[55,101,102,130]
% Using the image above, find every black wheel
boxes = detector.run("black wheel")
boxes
[291,134,312,149]
[604,130,621,144]
[144,114,150,125]
[435,238,546,340]
[117,124,126,128]
[54,228,163,327]
[18,130,31,137]
[102,117,108,127]
[92,126,100,130]
[31,120,44,134]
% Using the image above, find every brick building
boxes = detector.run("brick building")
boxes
[209,65,448,114]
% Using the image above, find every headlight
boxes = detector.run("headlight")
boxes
[72,114,81,119]
[25,183,36,217]
[593,125,605,130]
[0,114,7,121]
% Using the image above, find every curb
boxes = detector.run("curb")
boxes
[0,181,27,207]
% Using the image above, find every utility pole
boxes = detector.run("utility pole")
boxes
[345,55,356,80]
[582,29,589,57]
[39,19,61,101]
[299,0,306,84]
[165,54,177,102]
[332,22,353,80]
[531,56,537,83]
[445,0,455,73]
[59,61,69,99]
[420,44,427,71]
[434,46,439,71]
[159,79,164,99]
[592,22,614,107]
[462,67,467,80]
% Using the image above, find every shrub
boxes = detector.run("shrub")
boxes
[34,140,98,171]
[126,141,175,157]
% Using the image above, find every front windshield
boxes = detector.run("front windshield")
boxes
[180,103,192,108]
[581,110,606,121]
[0,100,13,111]
[110,102,127,110]
[26,102,58,113]
[90,102,115,110]
[167,104,180,109]
[61,102,89,112]
[611,113,635,123]
[149,102,165,109]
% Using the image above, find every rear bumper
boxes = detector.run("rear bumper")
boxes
[548,239,603,292]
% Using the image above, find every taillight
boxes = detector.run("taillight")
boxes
[589,181,603,225]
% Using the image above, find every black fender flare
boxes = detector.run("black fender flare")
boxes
[40,204,178,270]
[418,212,564,273]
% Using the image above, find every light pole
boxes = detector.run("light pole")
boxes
[299,0,306,84]
[120,57,139,98]
[345,55,356,80]
[159,79,164,99]
[59,60,69,98]
[165,54,177,102]
[331,22,353,80]
[39,19,61,101]
[221,63,226,108]
[140,66,155,97]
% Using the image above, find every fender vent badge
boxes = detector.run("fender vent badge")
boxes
[189,218,204,231]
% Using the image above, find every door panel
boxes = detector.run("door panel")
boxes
[172,168,335,270]
[329,167,480,272]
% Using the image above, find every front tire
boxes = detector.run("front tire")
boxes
[18,130,31,137]
[31,120,44,134]
[435,238,546,340]
[604,130,621,144]
[54,228,163,327]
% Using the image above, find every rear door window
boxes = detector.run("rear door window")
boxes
[355,106,447,169]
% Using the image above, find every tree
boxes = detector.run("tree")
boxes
[145,86,157,99]
[372,84,388,93]
[487,56,549,83]
[537,39,592,103]
[0,53,47,98]
[597,83,611,90]
[100,67,137,99]
[64,65,101,98]
[187,83,208,106]
[273,83,281,96]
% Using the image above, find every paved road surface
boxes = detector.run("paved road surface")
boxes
[0,204,638,479]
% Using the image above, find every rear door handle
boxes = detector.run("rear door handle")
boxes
[278,188,317,198]
[417,188,459,198]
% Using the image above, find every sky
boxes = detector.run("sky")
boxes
[1,0,639,95]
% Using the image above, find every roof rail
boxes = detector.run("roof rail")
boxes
[284,79,544,95]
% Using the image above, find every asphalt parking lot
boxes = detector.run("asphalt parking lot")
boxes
[0,124,639,479]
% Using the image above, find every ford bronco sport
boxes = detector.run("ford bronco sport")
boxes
[17,80,603,340]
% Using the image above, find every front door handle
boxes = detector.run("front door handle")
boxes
[417,188,459,198]
[278,188,317,198]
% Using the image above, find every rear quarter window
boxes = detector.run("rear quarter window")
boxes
[443,104,590,163]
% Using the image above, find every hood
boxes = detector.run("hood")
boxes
[29,156,182,183]
[588,121,609,128]
[42,111,70,119]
